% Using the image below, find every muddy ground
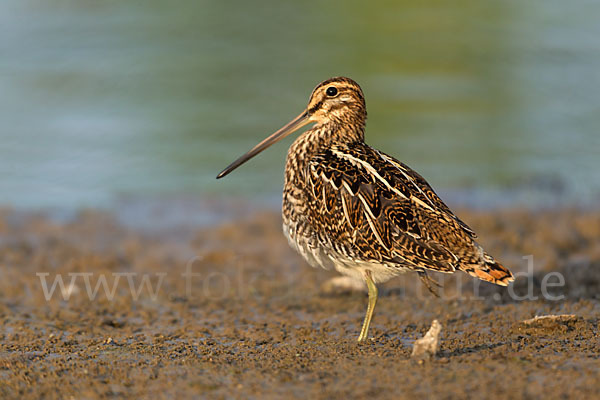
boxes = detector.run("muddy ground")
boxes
[0,205,599,399]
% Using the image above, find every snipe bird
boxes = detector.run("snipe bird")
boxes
[217,77,514,342]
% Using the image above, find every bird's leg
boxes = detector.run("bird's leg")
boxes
[418,271,441,298]
[358,270,378,342]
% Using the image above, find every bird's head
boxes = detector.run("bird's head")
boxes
[217,77,366,179]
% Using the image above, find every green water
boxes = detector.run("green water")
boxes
[1,0,599,209]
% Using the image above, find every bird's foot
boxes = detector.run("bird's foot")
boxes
[418,271,442,298]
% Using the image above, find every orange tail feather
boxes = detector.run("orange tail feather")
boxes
[463,259,514,286]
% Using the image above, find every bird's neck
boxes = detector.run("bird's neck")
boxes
[285,120,364,182]
[292,121,363,157]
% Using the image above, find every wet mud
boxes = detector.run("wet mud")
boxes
[0,206,599,399]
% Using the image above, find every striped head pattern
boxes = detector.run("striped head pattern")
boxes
[307,77,367,127]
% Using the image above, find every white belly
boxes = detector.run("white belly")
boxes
[283,223,408,284]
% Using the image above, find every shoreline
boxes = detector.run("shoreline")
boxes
[2,187,599,233]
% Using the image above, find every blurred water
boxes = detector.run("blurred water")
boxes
[1,0,599,209]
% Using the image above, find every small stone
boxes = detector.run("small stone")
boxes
[411,320,442,362]
[520,314,578,326]
[518,314,580,335]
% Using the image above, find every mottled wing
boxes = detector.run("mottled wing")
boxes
[376,152,477,238]
[306,143,467,273]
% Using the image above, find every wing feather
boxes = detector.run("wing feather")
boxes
[307,144,467,272]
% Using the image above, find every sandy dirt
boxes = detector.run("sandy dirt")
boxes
[0,205,599,399]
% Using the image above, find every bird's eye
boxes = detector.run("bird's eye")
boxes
[326,86,338,97]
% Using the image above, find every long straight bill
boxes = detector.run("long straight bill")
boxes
[216,110,311,179]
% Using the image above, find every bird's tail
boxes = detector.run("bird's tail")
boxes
[460,254,514,286]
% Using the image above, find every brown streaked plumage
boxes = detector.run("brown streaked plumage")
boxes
[217,77,514,342]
